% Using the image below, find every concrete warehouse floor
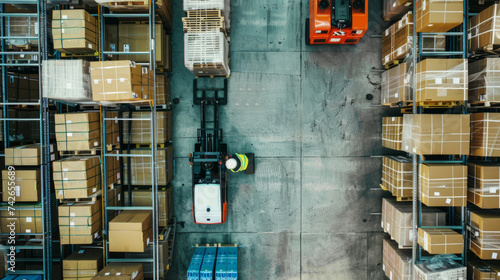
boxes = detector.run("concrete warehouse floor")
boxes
[168,0,393,279]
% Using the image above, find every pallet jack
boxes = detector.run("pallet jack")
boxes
[306,0,368,45]
[189,79,254,225]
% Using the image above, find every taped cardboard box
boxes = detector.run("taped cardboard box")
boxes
[468,162,500,208]
[5,144,56,166]
[382,156,412,198]
[53,156,101,199]
[414,258,466,279]
[382,237,412,280]
[0,204,42,234]
[383,0,412,21]
[471,113,500,157]
[416,0,463,33]
[469,210,500,260]
[156,74,170,105]
[470,4,500,53]
[8,73,39,102]
[105,112,120,148]
[122,146,174,186]
[1,169,40,202]
[469,58,500,103]
[382,117,403,150]
[382,198,446,248]
[52,9,97,53]
[6,16,38,49]
[118,23,165,66]
[55,112,100,151]
[420,163,467,207]
[109,211,152,253]
[416,59,468,102]
[124,237,170,279]
[63,248,103,280]
[108,185,122,220]
[402,114,470,155]
[418,228,463,254]
[91,263,144,280]
[43,60,93,101]
[467,258,500,280]
[90,60,153,102]
[58,199,101,245]
[122,111,172,144]
[123,186,173,227]
[381,63,410,105]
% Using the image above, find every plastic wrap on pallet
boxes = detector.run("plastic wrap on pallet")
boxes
[184,32,230,77]
[0,204,42,234]
[122,146,174,186]
[471,113,500,157]
[467,258,500,280]
[420,163,467,207]
[58,199,102,244]
[414,255,466,279]
[469,58,500,103]
[416,0,463,33]
[469,210,500,260]
[383,0,412,21]
[402,114,470,155]
[381,198,446,248]
[468,162,500,209]
[122,111,172,144]
[382,237,412,280]
[381,63,411,105]
[52,156,101,200]
[382,117,403,150]
[1,170,40,202]
[42,60,93,102]
[382,156,412,198]
[6,16,38,49]
[470,4,500,53]
[416,59,468,102]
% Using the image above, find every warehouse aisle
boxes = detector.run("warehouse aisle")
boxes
[169,0,390,279]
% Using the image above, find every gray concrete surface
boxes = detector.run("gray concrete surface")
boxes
[167,0,393,279]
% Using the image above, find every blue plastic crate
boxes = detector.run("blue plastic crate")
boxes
[217,247,228,259]
[2,275,43,280]
[226,247,237,260]
[215,258,227,280]
[203,247,217,260]
[192,247,206,260]
[226,260,238,280]
[200,258,215,280]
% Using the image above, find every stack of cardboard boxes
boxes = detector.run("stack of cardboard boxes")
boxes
[109,211,152,253]
[381,156,412,199]
[382,117,403,150]
[52,10,97,53]
[7,73,39,102]
[468,162,500,208]
[469,211,500,260]
[469,58,500,104]
[91,263,144,280]
[62,248,103,279]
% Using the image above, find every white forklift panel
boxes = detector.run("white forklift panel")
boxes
[194,183,222,224]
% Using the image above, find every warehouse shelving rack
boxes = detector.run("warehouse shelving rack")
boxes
[410,0,469,268]
[99,1,174,279]
[0,0,54,278]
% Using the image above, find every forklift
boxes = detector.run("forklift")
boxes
[189,79,254,225]
[306,0,369,45]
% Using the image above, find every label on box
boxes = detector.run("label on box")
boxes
[392,2,396,7]
[434,192,440,196]
[382,264,385,271]
[66,120,72,124]
[476,231,479,236]
[424,234,428,250]
[387,223,390,231]
[70,222,75,227]
[26,229,31,233]
[389,271,393,280]
[445,198,451,204]
[51,154,55,161]
[66,83,72,89]
[15,186,20,197]
[63,168,68,172]
[67,133,73,137]
[453,78,460,84]
[409,230,413,239]
[435,78,442,84]
[117,136,120,143]
[124,44,129,52]
[105,273,110,276]
[50,145,54,152]
[118,193,121,201]
[132,271,138,279]
[106,79,112,84]
[92,187,97,193]
[70,212,75,217]
[493,253,498,259]
[63,178,68,181]
[58,190,63,195]
[116,273,121,276]
[147,238,150,244]
[88,44,92,49]
[394,93,398,98]
[78,250,84,254]
[20,54,25,58]
[404,2,411,5]
[26,217,32,223]
[412,147,417,153]
[119,78,126,82]
[94,80,99,84]
[391,117,395,121]
[94,232,98,238]
[117,173,121,180]
[142,67,148,74]
[61,29,65,34]
[94,142,98,146]
[62,15,68,19]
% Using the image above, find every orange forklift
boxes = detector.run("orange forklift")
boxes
[306,0,369,45]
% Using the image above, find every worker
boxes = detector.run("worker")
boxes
[225,153,249,173]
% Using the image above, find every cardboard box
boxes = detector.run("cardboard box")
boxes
[0,204,43,234]
[109,211,152,253]
[5,144,50,166]
[382,198,446,248]
[468,162,500,208]
[471,113,500,157]
[42,60,93,101]
[53,156,101,199]
[382,237,412,280]
[90,60,153,102]
[8,73,39,102]
[414,259,466,279]
[418,228,463,254]
[382,156,412,198]
[416,59,468,102]
[52,10,97,53]
[467,258,500,280]
[469,58,500,103]
[156,74,170,105]
[122,111,172,144]
[123,186,173,227]
[381,63,410,104]
[470,4,500,52]
[58,199,102,245]
[63,248,103,279]
[1,169,40,202]
[416,0,463,32]
[383,0,412,21]
[382,117,403,150]
[105,111,120,148]
[124,237,170,279]
[402,114,470,155]
[469,210,500,260]
[55,112,100,151]
[118,23,165,66]
[122,146,174,186]
[108,185,122,220]
[420,163,467,207]
[92,263,144,280]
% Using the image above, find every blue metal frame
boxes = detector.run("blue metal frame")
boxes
[412,0,469,268]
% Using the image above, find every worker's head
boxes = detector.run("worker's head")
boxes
[226,158,237,170]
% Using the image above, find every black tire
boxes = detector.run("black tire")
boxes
[305,18,311,45]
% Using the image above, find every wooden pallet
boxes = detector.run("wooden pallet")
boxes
[125,143,167,149]
[98,0,172,28]
[399,101,465,112]
[58,189,102,203]
[396,196,412,202]
[387,101,411,108]
[182,10,226,33]
[379,184,389,192]
[7,44,36,51]
[107,143,120,151]
[472,44,500,55]
[470,101,500,108]
[59,148,99,156]
[384,60,402,70]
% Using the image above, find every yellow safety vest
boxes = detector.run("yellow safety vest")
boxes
[231,153,248,173]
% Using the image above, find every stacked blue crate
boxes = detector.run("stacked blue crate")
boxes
[215,247,228,280]
[188,247,206,280]
[226,247,238,280]
[200,247,217,280]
